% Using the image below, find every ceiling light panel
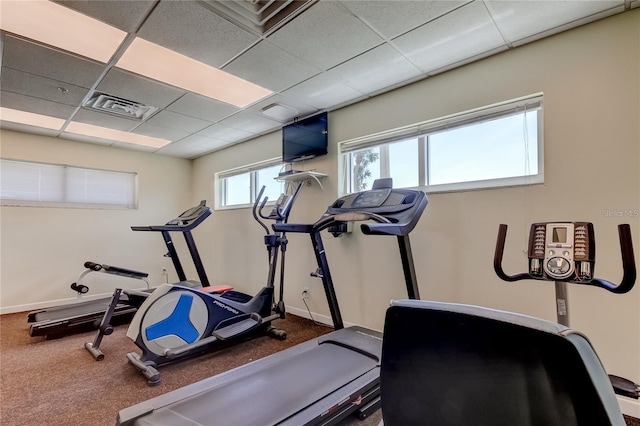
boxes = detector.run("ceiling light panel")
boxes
[0,0,127,63]
[116,38,272,108]
[0,107,65,130]
[65,122,170,148]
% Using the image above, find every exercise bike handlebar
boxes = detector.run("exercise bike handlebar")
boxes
[494,223,636,293]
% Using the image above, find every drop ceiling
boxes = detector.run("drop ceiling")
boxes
[0,0,637,159]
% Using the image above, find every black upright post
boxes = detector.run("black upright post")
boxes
[311,231,344,330]
[162,231,186,282]
[397,235,420,300]
[183,231,210,287]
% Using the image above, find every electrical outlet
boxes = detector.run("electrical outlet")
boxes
[302,287,310,298]
[161,268,168,276]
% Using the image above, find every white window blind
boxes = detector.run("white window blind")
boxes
[1,159,137,208]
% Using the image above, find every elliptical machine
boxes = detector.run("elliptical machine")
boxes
[494,222,639,400]
[125,183,302,385]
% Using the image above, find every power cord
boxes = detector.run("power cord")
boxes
[302,295,333,328]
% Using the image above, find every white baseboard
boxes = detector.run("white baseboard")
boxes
[285,304,356,328]
[619,395,640,419]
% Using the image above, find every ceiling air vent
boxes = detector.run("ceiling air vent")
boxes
[82,92,158,121]
[199,0,317,36]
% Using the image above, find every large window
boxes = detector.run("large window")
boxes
[340,94,543,194]
[0,159,137,208]
[216,159,284,209]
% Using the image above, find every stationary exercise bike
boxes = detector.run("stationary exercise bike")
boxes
[495,221,639,400]
[125,183,302,385]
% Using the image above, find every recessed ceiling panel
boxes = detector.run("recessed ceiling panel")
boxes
[145,110,212,133]
[393,1,505,74]
[282,73,366,110]
[132,122,191,142]
[216,111,282,135]
[137,1,259,68]
[167,93,239,122]
[1,67,89,106]
[341,0,469,39]
[0,91,76,119]
[72,108,138,132]
[97,68,186,109]
[52,0,156,33]
[486,1,625,44]
[197,123,254,142]
[157,134,231,159]
[326,44,423,95]
[223,40,321,92]
[2,36,105,88]
[267,1,383,70]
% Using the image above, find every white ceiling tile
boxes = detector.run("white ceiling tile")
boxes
[166,93,239,122]
[223,41,321,92]
[145,110,212,133]
[0,91,76,119]
[52,0,156,33]
[267,1,383,70]
[282,73,366,110]
[72,109,138,131]
[132,122,191,142]
[486,1,625,44]
[197,123,254,142]
[137,1,259,68]
[326,44,423,94]
[342,0,469,39]
[1,67,89,106]
[59,131,114,147]
[98,68,186,108]
[393,2,505,74]
[157,134,231,159]
[2,36,105,88]
[216,111,282,135]
[0,121,61,138]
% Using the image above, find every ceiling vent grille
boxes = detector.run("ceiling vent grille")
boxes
[82,92,158,121]
[199,0,317,36]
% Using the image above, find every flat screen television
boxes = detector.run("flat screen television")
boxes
[282,112,328,163]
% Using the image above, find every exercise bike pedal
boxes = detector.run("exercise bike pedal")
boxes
[213,314,262,340]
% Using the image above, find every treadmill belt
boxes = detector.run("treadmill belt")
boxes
[31,298,115,322]
[138,342,378,425]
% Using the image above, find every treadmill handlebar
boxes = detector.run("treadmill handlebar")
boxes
[494,223,636,293]
[273,187,428,237]
[131,202,212,233]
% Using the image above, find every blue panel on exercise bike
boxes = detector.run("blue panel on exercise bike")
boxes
[145,294,200,344]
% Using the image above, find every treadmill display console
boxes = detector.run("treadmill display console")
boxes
[527,222,593,282]
[350,189,392,209]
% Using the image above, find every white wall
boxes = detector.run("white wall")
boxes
[0,130,194,311]
[193,9,640,400]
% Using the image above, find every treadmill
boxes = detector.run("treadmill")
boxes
[28,201,215,339]
[117,179,427,426]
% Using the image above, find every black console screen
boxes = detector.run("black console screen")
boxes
[351,189,392,208]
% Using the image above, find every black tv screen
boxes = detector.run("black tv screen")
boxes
[282,112,328,163]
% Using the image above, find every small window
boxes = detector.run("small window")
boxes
[340,94,543,195]
[0,159,137,209]
[216,159,284,209]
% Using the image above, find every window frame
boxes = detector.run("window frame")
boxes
[215,158,285,210]
[0,158,138,209]
[338,94,544,196]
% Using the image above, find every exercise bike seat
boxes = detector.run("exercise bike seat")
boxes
[380,300,625,426]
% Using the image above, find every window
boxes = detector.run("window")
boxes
[216,159,284,209]
[0,159,137,208]
[340,94,543,194]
